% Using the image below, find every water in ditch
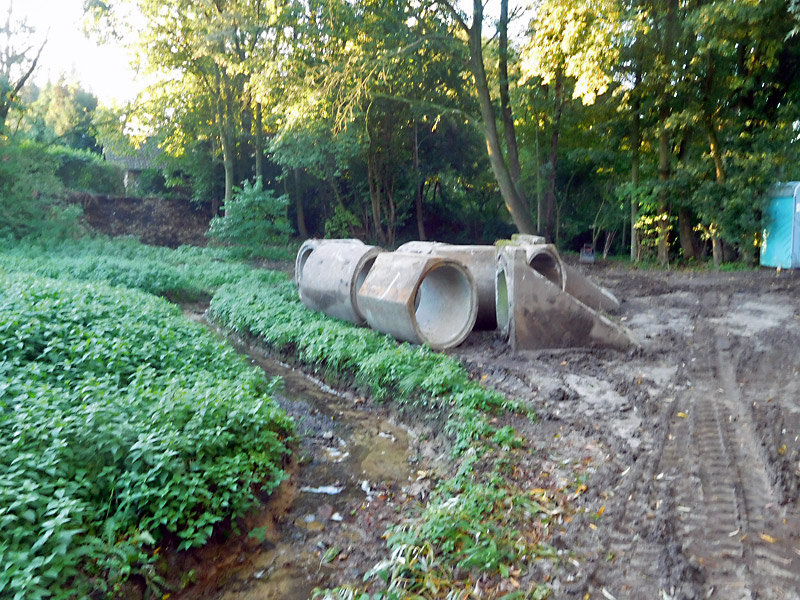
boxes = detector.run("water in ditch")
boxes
[174,320,414,600]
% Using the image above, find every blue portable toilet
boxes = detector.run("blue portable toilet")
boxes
[761,182,800,268]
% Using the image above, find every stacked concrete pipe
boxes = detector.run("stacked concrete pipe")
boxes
[396,241,499,330]
[295,239,384,326]
[505,238,620,312]
[496,246,635,351]
[294,237,629,352]
[356,252,478,350]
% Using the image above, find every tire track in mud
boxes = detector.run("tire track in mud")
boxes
[460,274,800,600]
[576,292,800,600]
[652,314,800,600]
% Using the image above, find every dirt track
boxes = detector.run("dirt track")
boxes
[458,265,800,599]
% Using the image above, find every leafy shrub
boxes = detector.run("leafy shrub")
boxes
[0,270,294,599]
[134,167,170,197]
[0,137,81,240]
[44,144,124,195]
[207,178,292,258]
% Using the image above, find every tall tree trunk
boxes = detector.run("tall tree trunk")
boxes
[543,70,564,243]
[367,150,385,244]
[655,0,679,267]
[413,119,427,240]
[707,116,726,267]
[657,120,670,266]
[215,70,236,214]
[677,207,698,261]
[630,61,642,262]
[498,0,526,204]
[466,0,535,235]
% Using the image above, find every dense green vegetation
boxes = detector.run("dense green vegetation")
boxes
[0,236,560,599]
[5,1,797,597]
[4,1,800,264]
[0,243,295,599]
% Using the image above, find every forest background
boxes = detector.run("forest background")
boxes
[4,0,800,266]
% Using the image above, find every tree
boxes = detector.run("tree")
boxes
[435,0,536,235]
[0,2,45,131]
[519,0,622,242]
[20,79,100,151]
[91,0,293,211]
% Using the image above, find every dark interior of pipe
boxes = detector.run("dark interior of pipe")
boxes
[528,252,563,287]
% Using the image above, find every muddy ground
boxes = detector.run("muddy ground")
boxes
[80,198,800,598]
[171,263,800,600]
[458,264,800,600]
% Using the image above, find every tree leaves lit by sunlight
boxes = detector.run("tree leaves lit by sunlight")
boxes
[520,0,623,105]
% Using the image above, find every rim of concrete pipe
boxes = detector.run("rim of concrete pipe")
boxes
[296,238,367,285]
[495,266,510,339]
[351,252,380,322]
[527,247,564,289]
[295,239,319,285]
[412,261,477,349]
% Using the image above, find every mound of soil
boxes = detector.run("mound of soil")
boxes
[68,192,214,248]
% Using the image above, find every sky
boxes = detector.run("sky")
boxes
[2,0,142,104]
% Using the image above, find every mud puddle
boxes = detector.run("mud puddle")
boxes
[175,320,414,600]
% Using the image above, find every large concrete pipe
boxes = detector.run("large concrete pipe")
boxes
[518,243,566,291]
[496,246,635,351]
[396,241,498,330]
[357,252,478,350]
[296,239,384,326]
[506,239,619,312]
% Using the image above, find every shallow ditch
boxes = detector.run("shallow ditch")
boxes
[173,316,416,600]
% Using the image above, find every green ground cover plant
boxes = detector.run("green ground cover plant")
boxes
[0,268,294,599]
[0,237,287,300]
[2,236,557,599]
[208,278,523,454]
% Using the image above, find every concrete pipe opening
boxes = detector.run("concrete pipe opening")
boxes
[297,240,382,326]
[413,263,476,349]
[495,267,510,337]
[528,252,563,288]
[295,241,317,285]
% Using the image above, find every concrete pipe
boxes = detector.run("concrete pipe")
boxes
[496,246,635,351]
[562,263,621,313]
[518,243,566,291]
[357,252,478,350]
[504,237,620,313]
[510,233,547,245]
[396,241,498,330]
[296,239,383,326]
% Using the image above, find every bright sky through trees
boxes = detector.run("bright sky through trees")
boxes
[1,0,141,103]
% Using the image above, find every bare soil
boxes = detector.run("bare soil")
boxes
[69,192,214,248]
[172,263,800,600]
[454,263,800,600]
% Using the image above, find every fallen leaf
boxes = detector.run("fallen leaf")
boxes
[677,411,688,418]
[761,533,777,544]
[597,505,606,516]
